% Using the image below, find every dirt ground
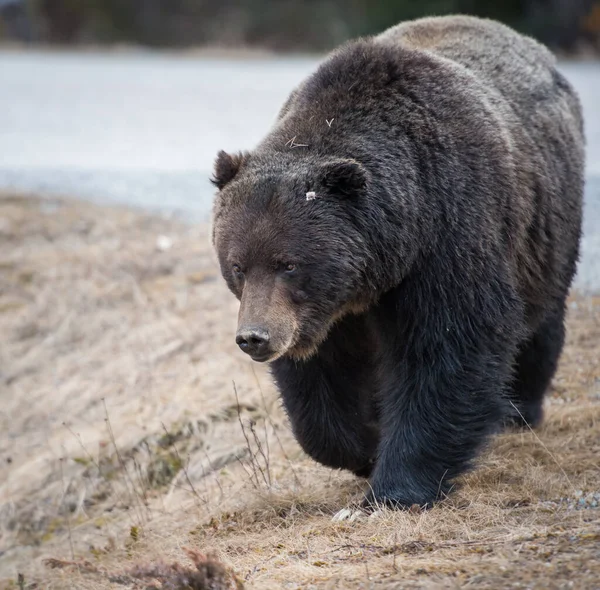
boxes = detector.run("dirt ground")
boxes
[0,194,599,590]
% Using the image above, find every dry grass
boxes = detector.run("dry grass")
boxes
[0,193,599,590]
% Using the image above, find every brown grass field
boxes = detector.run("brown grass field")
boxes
[0,193,599,589]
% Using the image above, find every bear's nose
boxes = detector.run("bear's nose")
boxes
[235,327,271,360]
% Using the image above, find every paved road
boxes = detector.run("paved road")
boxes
[0,50,598,291]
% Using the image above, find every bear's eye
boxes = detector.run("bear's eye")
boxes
[284,263,297,273]
[232,264,243,276]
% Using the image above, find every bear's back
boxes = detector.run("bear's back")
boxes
[374,16,584,316]
[277,16,582,163]
[376,15,555,80]
[375,15,579,133]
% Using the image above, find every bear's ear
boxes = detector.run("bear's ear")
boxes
[318,159,368,198]
[211,150,248,190]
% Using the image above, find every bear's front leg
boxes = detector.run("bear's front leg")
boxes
[271,354,379,477]
[365,279,521,509]
[271,312,383,477]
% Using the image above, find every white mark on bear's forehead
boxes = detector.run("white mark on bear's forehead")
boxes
[306,191,318,201]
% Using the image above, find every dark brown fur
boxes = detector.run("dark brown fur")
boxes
[211,16,585,507]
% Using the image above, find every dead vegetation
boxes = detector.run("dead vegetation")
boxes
[0,193,599,589]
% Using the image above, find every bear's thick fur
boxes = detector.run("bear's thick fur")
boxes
[211,15,585,508]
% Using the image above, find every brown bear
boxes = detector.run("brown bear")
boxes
[210,15,585,508]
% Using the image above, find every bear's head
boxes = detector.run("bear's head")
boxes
[211,150,373,362]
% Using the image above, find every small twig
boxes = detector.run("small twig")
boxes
[202,449,223,501]
[234,451,260,491]
[102,398,146,523]
[62,422,101,472]
[131,455,149,502]
[284,135,309,148]
[509,401,577,494]
[62,421,135,520]
[249,420,271,487]
[233,380,268,490]
[233,381,259,487]
[59,458,75,561]
[161,422,203,506]
[436,468,449,502]
[254,377,271,477]
[167,480,207,499]
[251,365,301,488]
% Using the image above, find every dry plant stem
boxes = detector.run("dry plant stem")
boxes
[203,449,225,501]
[59,458,75,561]
[131,456,149,502]
[233,380,270,490]
[234,449,260,493]
[251,364,302,488]
[248,420,271,487]
[62,421,137,523]
[62,422,101,472]
[102,398,148,524]
[160,421,205,506]
[508,400,577,494]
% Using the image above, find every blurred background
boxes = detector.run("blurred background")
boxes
[1,0,600,53]
[1,0,599,284]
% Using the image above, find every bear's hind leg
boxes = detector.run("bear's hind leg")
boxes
[509,304,566,428]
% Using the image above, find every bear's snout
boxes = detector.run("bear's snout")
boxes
[236,277,299,362]
[235,326,271,361]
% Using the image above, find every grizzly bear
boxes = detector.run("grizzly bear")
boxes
[210,15,585,508]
